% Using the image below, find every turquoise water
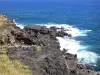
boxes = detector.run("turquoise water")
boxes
[0,0,100,71]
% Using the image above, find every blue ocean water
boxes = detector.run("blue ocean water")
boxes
[0,0,100,71]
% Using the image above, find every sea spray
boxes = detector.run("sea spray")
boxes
[37,23,92,37]
[13,20,24,29]
[77,50,100,66]
[15,22,99,66]
[37,23,99,66]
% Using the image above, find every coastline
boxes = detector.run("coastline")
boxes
[14,20,100,67]
[0,14,100,75]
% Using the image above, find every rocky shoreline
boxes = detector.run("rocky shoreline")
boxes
[0,15,100,75]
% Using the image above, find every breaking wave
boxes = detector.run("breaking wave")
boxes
[13,20,24,29]
[36,23,99,66]
[15,22,99,66]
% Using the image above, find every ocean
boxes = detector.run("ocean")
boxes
[0,0,100,71]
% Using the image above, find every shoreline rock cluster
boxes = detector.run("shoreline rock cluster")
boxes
[0,15,100,75]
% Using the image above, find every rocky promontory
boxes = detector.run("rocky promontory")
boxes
[0,15,100,75]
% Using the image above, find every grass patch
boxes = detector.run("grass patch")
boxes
[36,46,41,52]
[0,45,31,75]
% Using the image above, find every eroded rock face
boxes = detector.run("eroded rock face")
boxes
[7,25,72,75]
[0,15,99,75]
[0,15,21,45]
[10,25,72,46]
[0,15,20,31]
[77,64,93,70]
[7,24,96,75]
[8,46,69,75]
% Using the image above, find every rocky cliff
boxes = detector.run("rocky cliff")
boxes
[0,15,21,45]
[0,15,100,75]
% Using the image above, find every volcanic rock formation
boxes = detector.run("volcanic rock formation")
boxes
[0,14,100,75]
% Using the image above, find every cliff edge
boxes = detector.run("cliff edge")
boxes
[0,15,100,75]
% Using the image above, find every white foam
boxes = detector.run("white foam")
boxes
[36,23,99,65]
[57,36,100,65]
[12,22,99,65]
[77,50,100,66]
[13,20,24,29]
[36,23,91,37]
[56,37,86,54]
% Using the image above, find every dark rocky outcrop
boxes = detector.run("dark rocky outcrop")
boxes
[0,15,100,75]
[10,25,72,46]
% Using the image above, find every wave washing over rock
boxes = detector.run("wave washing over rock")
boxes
[14,20,24,29]
[17,23,100,74]
[1,15,100,75]
[35,23,100,66]
[15,22,100,66]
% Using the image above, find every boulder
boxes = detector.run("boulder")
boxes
[24,25,41,32]
[40,26,49,34]
[49,26,57,31]
[49,31,56,39]
[77,64,93,70]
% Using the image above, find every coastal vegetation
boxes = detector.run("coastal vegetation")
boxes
[0,14,100,75]
[0,45,31,75]
[0,15,31,75]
